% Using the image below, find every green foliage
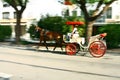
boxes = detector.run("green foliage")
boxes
[38,15,69,34]
[3,0,28,7]
[0,25,12,41]
[70,0,111,3]
[27,24,39,39]
[38,15,85,36]
[28,15,85,39]
[98,24,120,48]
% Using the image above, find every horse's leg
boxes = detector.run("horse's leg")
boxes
[43,39,49,50]
[53,42,57,51]
[60,44,63,51]
[60,41,65,51]
[53,38,62,51]
[58,41,63,51]
[53,42,63,51]
[36,39,41,51]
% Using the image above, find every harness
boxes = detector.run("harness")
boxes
[41,29,50,37]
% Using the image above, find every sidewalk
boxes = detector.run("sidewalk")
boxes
[0,42,65,52]
[107,48,120,54]
[0,42,120,54]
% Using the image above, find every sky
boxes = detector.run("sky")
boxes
[24,0,64,20]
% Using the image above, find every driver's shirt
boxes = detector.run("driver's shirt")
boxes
[72,28,79,38]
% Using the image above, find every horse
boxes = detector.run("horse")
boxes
[35,26,65,51]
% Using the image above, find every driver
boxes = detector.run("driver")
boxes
[71,27,79,39]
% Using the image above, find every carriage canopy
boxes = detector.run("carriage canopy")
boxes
[66,21,84,25]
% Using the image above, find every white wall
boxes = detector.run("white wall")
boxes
[111,0,120,20]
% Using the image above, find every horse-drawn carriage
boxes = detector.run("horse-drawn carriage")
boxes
[65,21,107,58]
[35,21,107,58]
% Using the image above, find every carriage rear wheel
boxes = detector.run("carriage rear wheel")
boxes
[89,41,106,58]
[65,43,77,55]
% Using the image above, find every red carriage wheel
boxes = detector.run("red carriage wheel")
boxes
[65,43,77,55]
[89,41,107,58]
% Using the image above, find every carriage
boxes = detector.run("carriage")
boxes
[65,21,107,58]
[35,21,107,58]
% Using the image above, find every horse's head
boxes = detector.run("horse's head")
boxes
[35,26,42,32]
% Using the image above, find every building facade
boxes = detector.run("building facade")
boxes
[0,0,120,39]
[0,1,36,39]
[62,0,120,23]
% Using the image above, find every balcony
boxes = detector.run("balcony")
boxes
[0,19,27,26]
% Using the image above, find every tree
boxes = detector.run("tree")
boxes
[38,15,67,34]
[37,15,84,35]
[2,0,28,44]
[60,0,117,44]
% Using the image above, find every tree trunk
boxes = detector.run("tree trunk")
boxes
[85,21,94,45]
[15,12,22,44]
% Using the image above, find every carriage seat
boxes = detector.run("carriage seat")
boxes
[70,37,85,44]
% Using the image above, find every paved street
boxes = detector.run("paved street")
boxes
[0,43,120,80]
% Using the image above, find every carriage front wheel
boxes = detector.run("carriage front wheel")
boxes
[89,41,107,58]
[65,43,77,55]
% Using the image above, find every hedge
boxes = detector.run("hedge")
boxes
[98,24,120,48]
[0,25,12,41]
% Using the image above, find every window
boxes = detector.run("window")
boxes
[115,15,120,19]
[2,12,10,19]
[72,10,77,17]
[106,7,112,19]
[14,12,17,19]
[96,15,105,22]
[3,2,10,7]
[62,8,69,17]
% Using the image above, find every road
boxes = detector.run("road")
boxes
[0,44,120,80]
